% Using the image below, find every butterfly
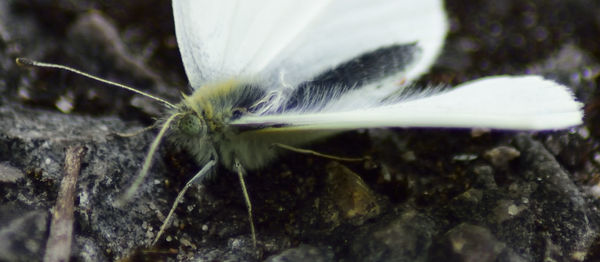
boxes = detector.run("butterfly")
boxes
[17,0,583,249]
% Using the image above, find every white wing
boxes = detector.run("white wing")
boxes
[231,76,583,130]
[172,0,447,89]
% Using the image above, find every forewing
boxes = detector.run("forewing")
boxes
[172,0,447,89]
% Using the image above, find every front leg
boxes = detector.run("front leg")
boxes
[152,160,216,245]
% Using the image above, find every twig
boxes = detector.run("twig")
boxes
[43,145,87,262]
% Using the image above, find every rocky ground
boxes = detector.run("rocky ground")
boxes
[1,0,600,261]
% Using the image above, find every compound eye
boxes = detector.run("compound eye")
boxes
[178,114,205,136]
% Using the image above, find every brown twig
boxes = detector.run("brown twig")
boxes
[43,145,87,262]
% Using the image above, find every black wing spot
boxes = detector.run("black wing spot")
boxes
[285,43,419,111]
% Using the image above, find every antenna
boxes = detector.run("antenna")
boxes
[16,58,176,109]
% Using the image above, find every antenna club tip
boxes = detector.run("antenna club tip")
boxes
[15,57,34,67]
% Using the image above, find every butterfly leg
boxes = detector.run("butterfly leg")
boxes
[234,159,257,248]
[152,160,216,245]
[272,143,367,162]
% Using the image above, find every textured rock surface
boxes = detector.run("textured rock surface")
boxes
[1,0,599,261]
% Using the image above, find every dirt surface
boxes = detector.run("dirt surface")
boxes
[1,1,600,261]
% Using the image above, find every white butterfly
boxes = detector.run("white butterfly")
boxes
[17,0,583,248]
[162,0,583,247]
